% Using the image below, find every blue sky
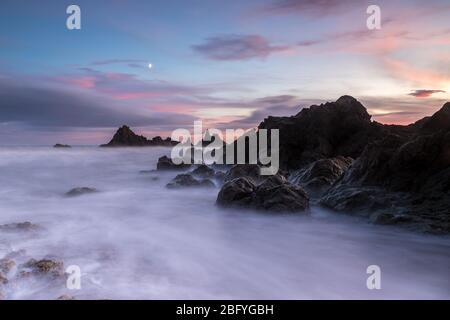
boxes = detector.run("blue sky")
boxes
[0,0,449,145]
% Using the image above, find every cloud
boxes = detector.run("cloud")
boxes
[90,59,148,69]
[192,34,290,61]
[408,89,446,98]
[0,79,196,129]
[58,68,207,101]
[91,59,147,66]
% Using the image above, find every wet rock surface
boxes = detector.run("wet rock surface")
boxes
[290,156,353,197]
[166,174,215,189]
[217,174,309,213]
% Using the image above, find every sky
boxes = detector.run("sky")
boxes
[0,0,449,145]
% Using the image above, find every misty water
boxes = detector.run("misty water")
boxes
[0,147,448,299]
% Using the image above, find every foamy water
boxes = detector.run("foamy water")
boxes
[0,147,449,299]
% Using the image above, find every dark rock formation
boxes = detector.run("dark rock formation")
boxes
[53,144,71,148]
[20,258,64,278]
[101,125,176,147]
[191,164,227,184]
[65,187,98,197]
[258,96,414,170]
[191,164,215,178]
[166,174,215,189]
[223,164,262,184]
[290,156,353,197]
[217,175,309,213]
[156,155,191,171]
[0,222,40,232]
[320,102,450,233]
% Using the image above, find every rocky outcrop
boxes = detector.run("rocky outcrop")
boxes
[258,96,414,170]
[53,144,71,148]
[20,258,64,278]
[65,187,98,197]
[320,102,450,233]
[166,174,215,189]
[101,125,176,147]
[223,164,262,184]
[217,175,309,213]
[290,156,352,197]
[156,155,191,171]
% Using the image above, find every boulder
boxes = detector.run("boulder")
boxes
[156,155,191,171]
[65,187,98,197]
[20,258,64,278]
[223,164,262,184]
[252,175,309,212]
[216,177,256,207]
[258,96,415,170]
[191,164,215,178]
[217,175,309,213]
[290,156,352,196]
[166,174,215,189]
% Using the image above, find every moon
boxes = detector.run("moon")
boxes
[148,63,153,69]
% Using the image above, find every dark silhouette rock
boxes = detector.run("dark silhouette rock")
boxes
[53,144,71,148]
[166,174,215,189]
[253,175,309,212]
[223,164,262,184]
[258,96,414,170]
[290,156,353,197]
[101,125,176,147]
[156,155,191,171]
[216,177,256,207]
[191,164,215,178]
[217,175,309,213]
[65,187,98,197]
[320,102,450,233]
[20,258,64,278]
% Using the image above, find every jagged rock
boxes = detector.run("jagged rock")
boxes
[53,144,71,148]
[156,155,191,171]
[166,174,215,189]
[217,175,309,213]
[258,96,415,170]
[20,258,64,278]
[0,222,40,232]
[290,156,353,197]
[216,177,256,207]
[0,273,7,285]
[252,175,309,212]
[223,164,262,184]
[65,187,98,197]
[320,102,450,233]
[101,125,176,147]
